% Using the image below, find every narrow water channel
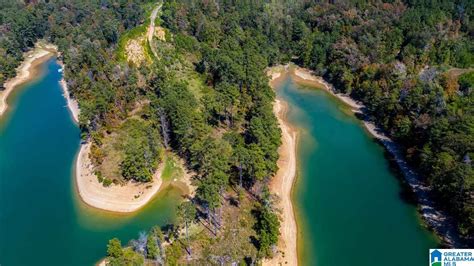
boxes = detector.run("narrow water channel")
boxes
[276,74,439,266]
[0,59,181,265]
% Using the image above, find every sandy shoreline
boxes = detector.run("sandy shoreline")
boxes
[0,42,80,124]
[293,67,363,112]
[57,61,80,123]
[76,143,164,213]
[2,41,164,213]
[291,66,393,141]
[289,65,461,246]
[265,63,462,265]
[56,53,162,212]
[265,65,393,265]
[0,42,57,118]
[263,66,298,266]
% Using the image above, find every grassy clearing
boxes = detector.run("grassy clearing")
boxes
[96,132,123,183]
[161,153,184,182]
[116,25,148,62]
[144,37,154,60]
[177,67,209,103]
[149,28,209,106]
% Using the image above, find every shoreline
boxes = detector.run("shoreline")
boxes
[75,143,164,213]
[0,42,57,118]
[57,61,80,123]
[264,66,298,266]
[2,41,166,213]
[291,65,461,246]
[55,50,164,213]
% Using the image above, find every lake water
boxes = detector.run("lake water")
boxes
[0,59,439,265]
[276,74,439,266]
[0,59,181,265]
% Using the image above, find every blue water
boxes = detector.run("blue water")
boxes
[0,59,181,266]
[276,74,439,266]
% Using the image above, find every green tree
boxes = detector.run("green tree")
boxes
[107,238,123,258]
[108,249,144,266]
[176,201,197,255]
[254,206,280,258]
[146,234,159,259]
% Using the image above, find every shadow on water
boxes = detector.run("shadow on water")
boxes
[353,111,419,206]
[352,99,464,247]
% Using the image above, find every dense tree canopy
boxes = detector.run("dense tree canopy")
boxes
[161,0,473,240]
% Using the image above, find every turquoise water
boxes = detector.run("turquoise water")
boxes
[0,59,181,266]
[0,60,439,265]
[276,75,439,266]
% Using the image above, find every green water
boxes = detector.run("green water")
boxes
[0,60,439,266]
[276,75,439,266]
[0,59,182,266]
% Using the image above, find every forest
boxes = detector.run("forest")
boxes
[1,0,473,264]
[161,0,474,244]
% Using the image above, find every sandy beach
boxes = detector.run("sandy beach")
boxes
[57,61,80,123]
[0,42,57,117]
[59,64,162,213]
[58,59,161,212]
[76,143,164,213]
[263,66,298,266]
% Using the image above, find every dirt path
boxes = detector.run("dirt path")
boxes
[147,2,162,58]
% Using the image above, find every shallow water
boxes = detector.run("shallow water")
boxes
[276,75,439,266]
[0,59,181,265]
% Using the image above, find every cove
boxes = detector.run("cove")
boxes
[0,59,181,265]
[276,74,439,266]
